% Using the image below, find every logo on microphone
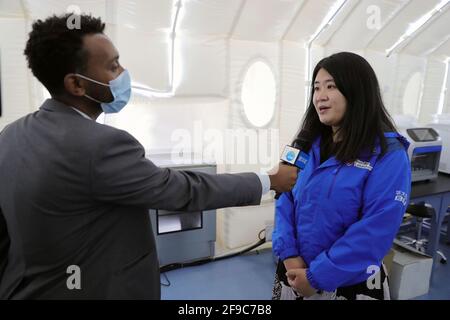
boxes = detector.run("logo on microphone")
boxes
[281,146,300,165]
[286,151,296,162]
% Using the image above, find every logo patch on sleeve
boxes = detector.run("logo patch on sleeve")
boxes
[395,191,407,206]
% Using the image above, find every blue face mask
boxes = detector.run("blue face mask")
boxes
[74,70,132,113]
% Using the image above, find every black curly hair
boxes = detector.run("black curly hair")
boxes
[24,13,105,95]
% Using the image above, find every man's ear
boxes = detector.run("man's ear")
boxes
[64,74,86,97]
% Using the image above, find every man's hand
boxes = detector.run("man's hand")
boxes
[268,163,298,193]
[285,268,317,298]
[283,256,306,271]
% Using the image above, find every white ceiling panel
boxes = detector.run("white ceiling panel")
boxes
[3,0,449,70]
[323,0,408,49]
[23,0,108,20]
[368,0,442,51]
[430,39,450,60]
[313,0,360,47]
[179,0,242,37]
[232,0,304,42]
[284,0,338,42]
[402,8,450,56]
[115,0,173,34]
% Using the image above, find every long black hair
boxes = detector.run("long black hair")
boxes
[296,52,397,163]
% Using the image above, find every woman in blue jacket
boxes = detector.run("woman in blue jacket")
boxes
[272,52,411,300]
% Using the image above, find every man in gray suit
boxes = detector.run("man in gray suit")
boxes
[0,14,298,299]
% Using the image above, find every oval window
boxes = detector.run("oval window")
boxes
[241,61,276,127]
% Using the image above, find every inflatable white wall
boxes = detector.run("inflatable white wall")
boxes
[1,0,449,248]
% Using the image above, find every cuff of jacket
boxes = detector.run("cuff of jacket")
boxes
[306,268,320,291]
[278,247,300,261]
[308,251,340,292]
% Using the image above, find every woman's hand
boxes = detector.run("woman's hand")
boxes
[283,256,306,271]
[285,268,317,298]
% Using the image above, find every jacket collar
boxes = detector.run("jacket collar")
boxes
[39,98,81,116]
[311,135,341,169]
[311,131,408,168]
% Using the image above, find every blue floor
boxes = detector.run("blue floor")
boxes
[161,248,276,300]
[415,243,450,300]
[161,243,450,300]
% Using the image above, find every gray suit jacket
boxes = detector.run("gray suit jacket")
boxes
[0,99,262,299]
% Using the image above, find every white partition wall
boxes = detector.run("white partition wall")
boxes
[279,41,307,148]
[419,59,448,124]
[0,16,32,131]
[444,62,450,114]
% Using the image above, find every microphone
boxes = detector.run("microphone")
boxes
[274,131,312,200]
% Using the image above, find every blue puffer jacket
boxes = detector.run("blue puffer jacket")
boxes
[272,132,411,291]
